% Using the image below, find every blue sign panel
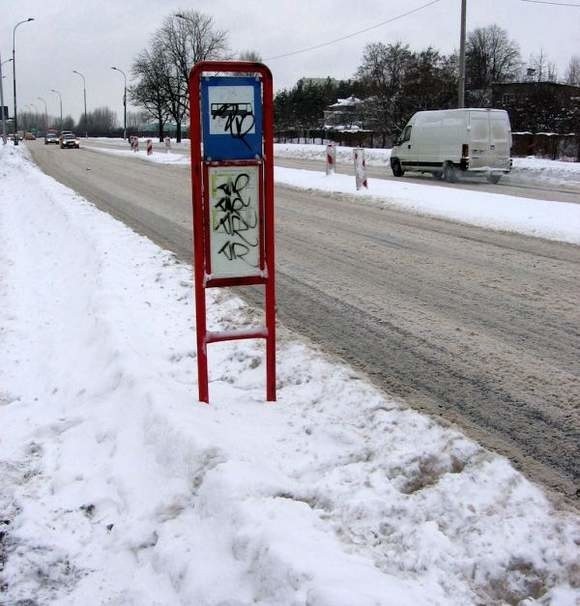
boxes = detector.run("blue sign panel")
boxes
[201,77,262,161]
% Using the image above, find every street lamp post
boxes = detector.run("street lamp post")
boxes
[51,89,63,131]
[111,66,127,140]
[12,17,35,145]
[37,96,48,133]
[73,70,87,138]
[0,56,13,139]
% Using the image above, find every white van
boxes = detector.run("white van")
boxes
[390,108,512,183]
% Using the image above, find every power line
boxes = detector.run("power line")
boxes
[520,0,580,6]
[265,0,442,61]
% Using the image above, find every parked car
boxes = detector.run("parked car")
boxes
[390,108,512,183]
[45,132,59,144]
[60,133,80,149]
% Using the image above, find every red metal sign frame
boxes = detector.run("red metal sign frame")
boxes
[189,61,276,403]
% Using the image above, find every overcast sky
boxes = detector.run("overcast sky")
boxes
[1,0,579,124]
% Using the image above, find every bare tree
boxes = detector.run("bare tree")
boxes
[356,42,413,136]
[528,49,558,82]
[565,55,580,86]
[130,45,170,141]
[78,107,118,136]
[238,50,262,62]
[152,10,229,141]
[158,11,229,81]
[127,110,149,132]
[466,25,521,90]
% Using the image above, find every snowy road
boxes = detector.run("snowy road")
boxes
[28,141,580,501]
[83,137,580,204]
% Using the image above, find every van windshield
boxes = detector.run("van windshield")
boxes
[400,125,412,143]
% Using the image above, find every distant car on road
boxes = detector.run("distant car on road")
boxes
[45,132,59,145]
[60,133,80,149]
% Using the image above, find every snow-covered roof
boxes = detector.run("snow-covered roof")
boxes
[328,95,362,109]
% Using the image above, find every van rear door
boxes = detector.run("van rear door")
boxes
[469,110,511,170]
[468,111,491,169]
[489,111,511,169]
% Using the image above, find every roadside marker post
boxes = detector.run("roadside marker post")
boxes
[326,143,336,175]
[354,148,368,190]
[146,139,153,156]
[188,61,276,404]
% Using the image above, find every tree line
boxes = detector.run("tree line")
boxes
[275,24,580,138]
[16,107,119,137]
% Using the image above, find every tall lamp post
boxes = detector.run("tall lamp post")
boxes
[51,89,63,131]
[12,17,35,145]
[37,96,48,133]
[0,56,13,139]
[73,69,87,138]
[111,66,127,140]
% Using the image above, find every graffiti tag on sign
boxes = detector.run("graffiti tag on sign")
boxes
[208,165,260,278]
[208,86,256,137]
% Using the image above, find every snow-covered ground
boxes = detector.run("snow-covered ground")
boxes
[1,145,579,605]
[85,140,580,245]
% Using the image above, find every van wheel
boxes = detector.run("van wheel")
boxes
[443,162,457,183]
[487,173,501,184]
[391,159,405,177]
[433,171,443,180]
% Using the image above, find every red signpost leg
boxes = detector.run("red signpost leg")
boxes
[262,71,277,402]
[190,70,210,403]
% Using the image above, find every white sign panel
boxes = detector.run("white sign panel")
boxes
[208,165,261,278]
[208,85,256,136]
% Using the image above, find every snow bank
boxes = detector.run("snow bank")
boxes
[275,143,393,167]
[275,167,580,245]
[87,144,190,165]
[1,144,578,605]
[273,143,580,182]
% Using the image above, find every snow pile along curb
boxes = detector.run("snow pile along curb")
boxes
[273,166,580,245]
[0,144,578,605]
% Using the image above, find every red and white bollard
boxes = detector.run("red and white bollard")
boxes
[131,136,139,152]
[353,148,368,190]
[326,143,336,175]
[146,139,153,156]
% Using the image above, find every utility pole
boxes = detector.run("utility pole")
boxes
[0,52,6,139]
[458,0,467,108]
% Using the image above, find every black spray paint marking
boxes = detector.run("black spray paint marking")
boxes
[214,173,258,265]
[211,102,255,152]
